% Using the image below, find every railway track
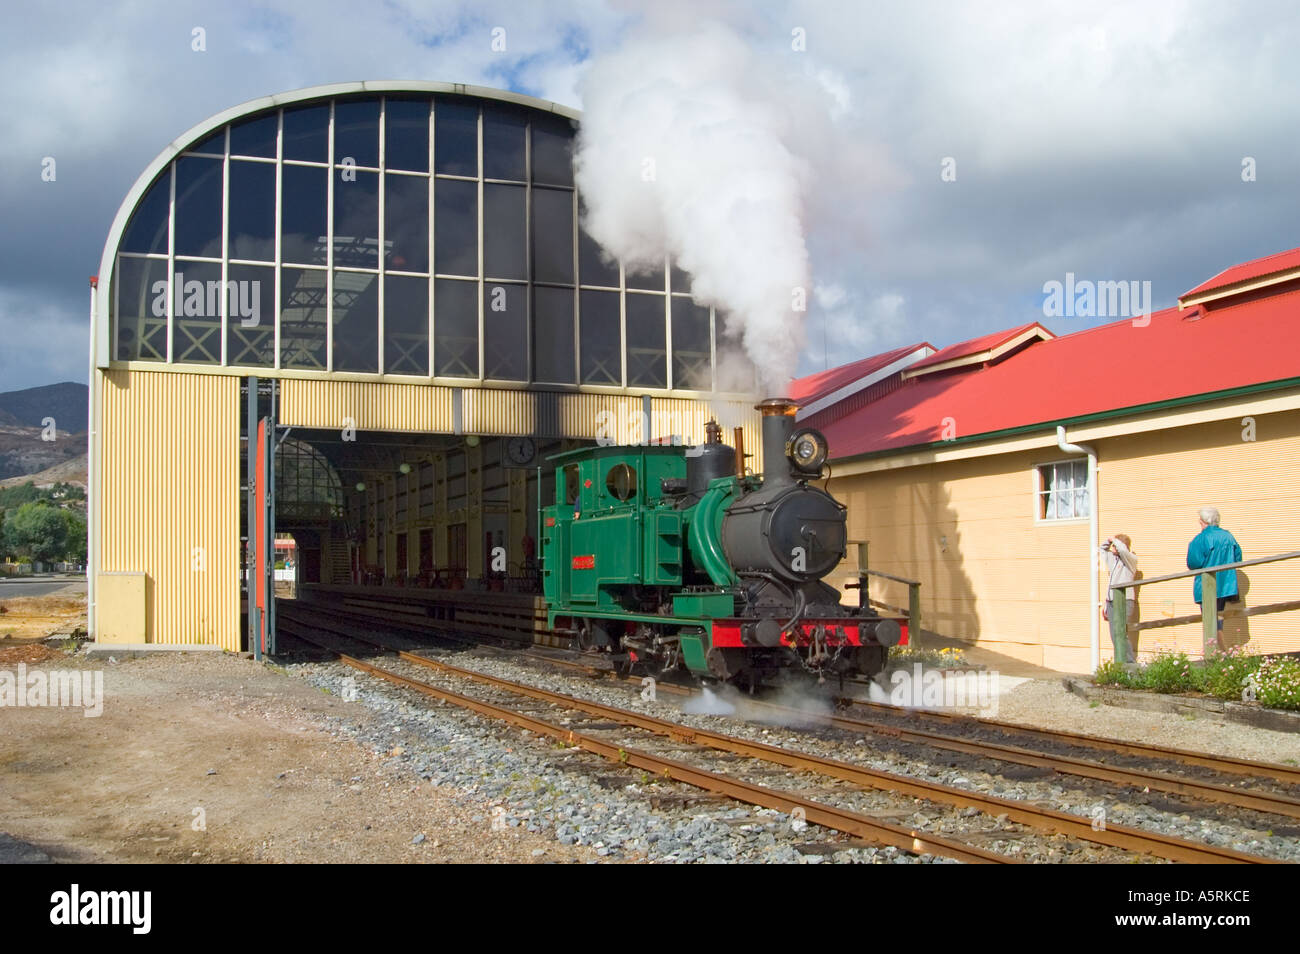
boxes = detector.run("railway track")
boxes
[276,607,1278,864]
[839,693,1300,787]
[281,599,1300,803]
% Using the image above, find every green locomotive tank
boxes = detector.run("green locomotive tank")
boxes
[540,401,904,685]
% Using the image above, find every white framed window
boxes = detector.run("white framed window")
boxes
[1035,458,1089,521]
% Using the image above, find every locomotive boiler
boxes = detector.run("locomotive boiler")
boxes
[540,398,905,686]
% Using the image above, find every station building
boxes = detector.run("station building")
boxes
[88,82,763,650]
[800,250,1300,672]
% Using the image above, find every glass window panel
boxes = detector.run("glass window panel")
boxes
[670,261,692,292]
[171,260,223,365]
[119,169,170,255]
[227,160,276,262]
[113,256,169,361]
[384,98,430,172]
[226,264,275,367]
[384,174,428,273]
[532,187,573,284]
[579,289,620,385]
[483,283,526,380]
[484,183,525,280]
[671,298,712,390]
[333,170,380,269]
[578,225,619,287]
[434,101,478,176]
[434,279,479,377]
[531,114,575,186]
[482,106,526,180]
[384,275,429,375]
[334,98,380,168]
[534,285,575,384]
[626,259,665,291]
[434,179,477,276]
[174,156,223,258]
[332,269,379,372]
[280,267,329,369]
[625,293,667,388]
[281,164,327,265]
[283,104,328,162]
[229,113,277,157]
[187,129,225,156]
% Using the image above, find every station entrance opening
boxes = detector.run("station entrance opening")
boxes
[240,376,604,654]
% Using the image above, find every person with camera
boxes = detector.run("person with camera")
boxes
[1101,533,1139,662]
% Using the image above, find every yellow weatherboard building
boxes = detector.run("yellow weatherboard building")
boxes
[797,254,1300,673]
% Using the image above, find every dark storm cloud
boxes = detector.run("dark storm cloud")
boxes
[1,0,1297,389]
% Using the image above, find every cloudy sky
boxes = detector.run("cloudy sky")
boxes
[2,0,1298,392]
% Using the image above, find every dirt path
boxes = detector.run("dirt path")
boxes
[0,648,598,863]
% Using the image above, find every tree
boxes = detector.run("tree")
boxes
[0,482,41,509]
[62,510,87,563]
[6,502,69,564]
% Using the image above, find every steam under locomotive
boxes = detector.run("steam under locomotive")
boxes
[541,398,905,686]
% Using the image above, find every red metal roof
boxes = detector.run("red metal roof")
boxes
[788,344,931,406]
[822,287,1300,460]
[1182,246,1300,300]
[904,321,1051,374]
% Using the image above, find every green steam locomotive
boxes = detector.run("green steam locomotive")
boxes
[540,399,905,686]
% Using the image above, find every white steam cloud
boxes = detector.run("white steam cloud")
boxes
[575,13,843,394]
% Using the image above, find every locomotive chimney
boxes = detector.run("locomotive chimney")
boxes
[756,397,799,486]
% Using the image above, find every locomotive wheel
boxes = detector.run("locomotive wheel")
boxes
[576,618,614,653]
[855,645,887,678]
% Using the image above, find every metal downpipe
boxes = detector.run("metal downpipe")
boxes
[1057,426,1099,671]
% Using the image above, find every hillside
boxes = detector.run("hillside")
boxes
[0,452,88,489]
[0,382,88,482]
[0,382,88,434]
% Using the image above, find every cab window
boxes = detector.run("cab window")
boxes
[563,464,580,506]
[605,463,637,501]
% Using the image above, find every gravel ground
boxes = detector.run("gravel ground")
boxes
[0,648,603,863]
[289,636,1298,863]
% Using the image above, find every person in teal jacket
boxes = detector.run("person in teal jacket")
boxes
[1186,507,1243,620]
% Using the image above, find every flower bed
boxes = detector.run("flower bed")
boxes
[886,645,981,672]
[1094,648,1300,711]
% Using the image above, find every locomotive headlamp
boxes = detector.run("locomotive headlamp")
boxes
[785,427,828,475]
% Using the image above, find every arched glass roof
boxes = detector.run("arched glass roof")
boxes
[102,84,722,394]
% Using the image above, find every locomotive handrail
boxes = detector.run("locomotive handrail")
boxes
[862,568,921,587]
[848,540,922,638]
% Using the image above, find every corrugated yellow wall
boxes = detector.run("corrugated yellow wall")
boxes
[279,379,455,431]
[833,409,1300,672]
[97,369,240,648]
[279,379,760,450]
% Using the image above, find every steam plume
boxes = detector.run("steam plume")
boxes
[575,13,837,393]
